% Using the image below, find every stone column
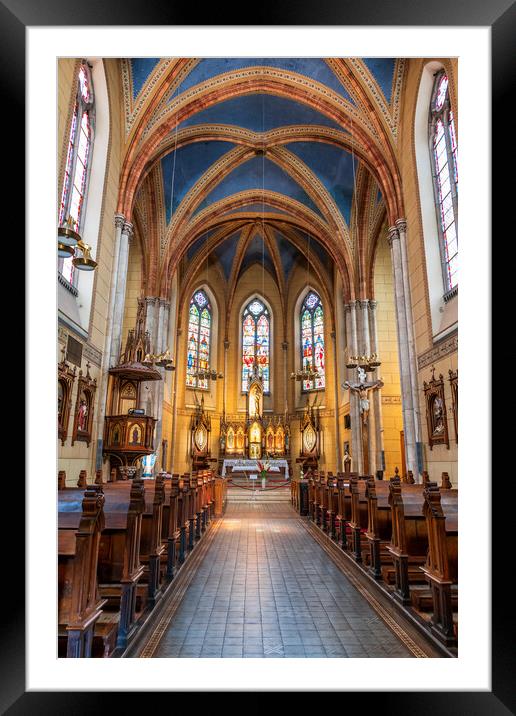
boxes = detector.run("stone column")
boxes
[387,224,418,478]
[169,328,182,475]
[368,300,385,472]
[344,300,363,474]
[95,213,125,471]
[331,330,342,473]
[396,218,423,471]
[154,299,170,468]
[281,341,288,415]
[109,219,134,369]
[223,339,229,418]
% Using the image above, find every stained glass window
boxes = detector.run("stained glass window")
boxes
[59,61,95,286]
[241,298,270,393]
[300,291,325,391]
[186,290,211,389]
[430,71,458,293]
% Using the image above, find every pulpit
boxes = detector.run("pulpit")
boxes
[103,298,162,474]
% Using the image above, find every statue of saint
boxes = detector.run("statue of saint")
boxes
[343,447,352,473]
[77,398,88,431]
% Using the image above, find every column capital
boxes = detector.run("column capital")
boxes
[145,296,158,306]
[114,213,126,230]
[122,220,134,240]
[343,302,352,314]
[387,225,399,246]
[358,299,370,310]
[368,300,378,311]
[395,218,407,234]
[159,298,170,309]
[281,341,288,351]
[224,339,230,350]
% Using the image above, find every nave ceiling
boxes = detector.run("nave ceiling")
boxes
[118,58,405,302]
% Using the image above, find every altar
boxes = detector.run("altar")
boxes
[221,459,290,478]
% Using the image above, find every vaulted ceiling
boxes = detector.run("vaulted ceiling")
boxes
[119,58,405,301]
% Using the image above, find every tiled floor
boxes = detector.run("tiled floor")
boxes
[151,500,413,658]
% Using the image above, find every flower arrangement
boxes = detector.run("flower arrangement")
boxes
[256,460,271,480]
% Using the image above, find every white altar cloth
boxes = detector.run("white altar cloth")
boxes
[222,458,290,477]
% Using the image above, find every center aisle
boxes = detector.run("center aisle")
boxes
[143,495,414,658]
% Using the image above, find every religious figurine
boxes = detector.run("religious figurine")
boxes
[254,392,260,417]
[343,447,352,473]
[342,367,383,425]
[432,397,445,435]
[77,398,88,431]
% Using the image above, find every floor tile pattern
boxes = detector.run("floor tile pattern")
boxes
[152,501,413,658]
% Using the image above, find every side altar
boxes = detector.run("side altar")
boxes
[218,364,291,461]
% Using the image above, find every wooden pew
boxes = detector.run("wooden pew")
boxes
[177,475,190,563]
[138,473,166,605]
[326,474,339,540]
[214,474,227,516]
[365,478,394,579]
[421,482,458,645]
[95,478,146,652]
[58,485,106,657]
[387,478,457,607]
[161,473,180,580]
[349,475,372,563]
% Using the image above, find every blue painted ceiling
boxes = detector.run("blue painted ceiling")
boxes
[211,232,238,280]
[131,58,391,279]
[285,142,358,225]
[173,58,355,104]
[239,233,275,277]
[161,141,234,223]
[194,156,324,218]
[207,227,330,287]
[179,94,345,133]
[130,58,160,99]
[362,58,396,104]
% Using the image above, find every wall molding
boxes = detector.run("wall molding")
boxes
[417,329,458,370]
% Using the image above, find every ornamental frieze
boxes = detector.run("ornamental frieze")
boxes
[417,331,458,370]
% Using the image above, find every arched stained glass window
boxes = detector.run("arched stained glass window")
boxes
[242,298,270,393]
[429,71,458,293]
[186,290,211,389]
[59,61,95,286]
[300,291,325,391]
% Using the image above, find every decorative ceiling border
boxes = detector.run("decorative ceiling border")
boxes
[347,58,397,140]
[121,59,176,136]
[390,59,406,135]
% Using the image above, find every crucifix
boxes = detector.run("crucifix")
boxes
[342,366,384,473]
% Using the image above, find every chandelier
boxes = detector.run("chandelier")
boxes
[290,366,320,382]
[143,349,175,371]
[57,215,98,271]
[193,368,224,382]
[346,353,381,372]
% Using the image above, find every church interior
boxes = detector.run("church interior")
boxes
[57,57,458,660]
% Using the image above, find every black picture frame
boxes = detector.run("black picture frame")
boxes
[15,0,508,711]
